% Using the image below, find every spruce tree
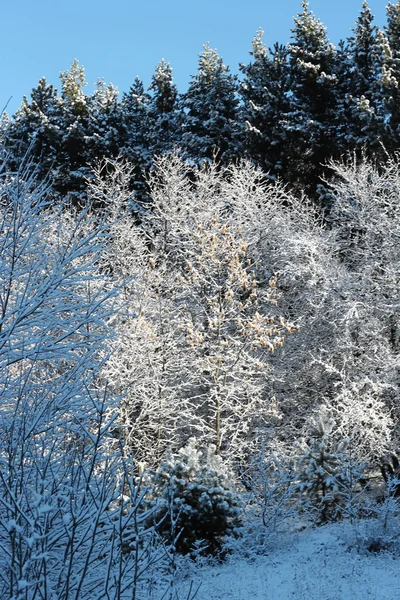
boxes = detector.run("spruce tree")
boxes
[181,43,241,164]
[240,30,291,180]
[2,77,61,180]
[56,59,91,201]
[87,79,123,161]
[296,416,347,523]
[121,77,152,203]
[286,1,338,197]
[147,59,182,156]
[344,2,386,156]
[384,1,400,148]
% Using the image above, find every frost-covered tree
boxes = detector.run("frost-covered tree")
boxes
[240,30,291,180]
[181,44,242,164]
[147,59,182,156]
[0,159,161,599]
[2,77,61,180]
[286,1,338,195]
[55,59,91,200]
[87,78,123,160]
[104,155,295,469]
[121,77,152,203]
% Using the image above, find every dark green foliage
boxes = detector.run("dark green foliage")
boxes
[181,44,242,165]
[5,3,400,204]
[145,441,241,556]
[240,30,291,180]
[147,59,182,156]
[121,77,152,203]
[285,1,339,195]
[2,77,61,180]
[343,2,386,156]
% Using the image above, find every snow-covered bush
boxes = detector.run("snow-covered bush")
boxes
[0,161,159,599]
[145,440,242,556]
[243,439,297,532]
[295,415,364,524]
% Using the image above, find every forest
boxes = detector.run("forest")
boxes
[1,1,400,599]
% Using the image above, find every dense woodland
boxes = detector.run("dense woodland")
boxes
[2,2,400,599]
[3,0,400,204]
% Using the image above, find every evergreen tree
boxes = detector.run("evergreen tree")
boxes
[121,77,152,203]
[286,1,338,196]
[333,39,354,156]
[181,43,241,164]
[147,59,182,156]
[338,2,387,158]
[384,1,400,148]
[2,77,61,179]
[240,30,291,180]
[56,59,91,201]
[145,440,241,556]
[87,79,123,161]
[296,416,348,523]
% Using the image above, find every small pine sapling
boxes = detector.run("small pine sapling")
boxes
[295,416,349,523]
[145,439,241,556]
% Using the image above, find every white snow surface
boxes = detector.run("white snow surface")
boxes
[171,523,400,600]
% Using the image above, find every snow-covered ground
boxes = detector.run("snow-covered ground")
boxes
[170,522,400,600]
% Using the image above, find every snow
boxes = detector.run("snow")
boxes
[172,523,400,600]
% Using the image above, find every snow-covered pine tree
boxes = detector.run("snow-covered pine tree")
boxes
[343,1,386,156]
[55,59,91,201]
[286,1,338,197]
[147,59,182,156]
[121,77,152,204]
[145,439,241,556]
[181,43,242,165]
[240,29,291,181]
[383,1,400,149]
[87,79,123,161]
[2,77,61,181]
[296,415,348,523]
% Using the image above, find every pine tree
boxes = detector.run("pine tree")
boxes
[145,440,241,556]
[240,30,291,180]
[344,1,385,156]
[2,77,61,180]
[181,43,241,164]
[87,79,123,161]
[55,59,91,201]
[286,1,338,196]
[121,77,152,203]
[384,1,400,148]
[147,59,182,156]
[296,416,347,523]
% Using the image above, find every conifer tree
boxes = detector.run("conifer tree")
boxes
[2,77,61,180]
[147,59,182,156]
[181,43,241,164]
[240,30,291,180]
[296,416,348,523]
[121,77,152,203]
[87,79,123,160]
[56,59,91,201]
[286,1,338,196]
[343,1,385,155]
[384,1,400,148]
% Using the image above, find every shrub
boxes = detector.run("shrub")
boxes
[145,440,241,556]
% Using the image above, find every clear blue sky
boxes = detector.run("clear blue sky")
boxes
[1,0,388,116]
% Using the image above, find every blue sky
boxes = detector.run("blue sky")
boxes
[1,0,388,116]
